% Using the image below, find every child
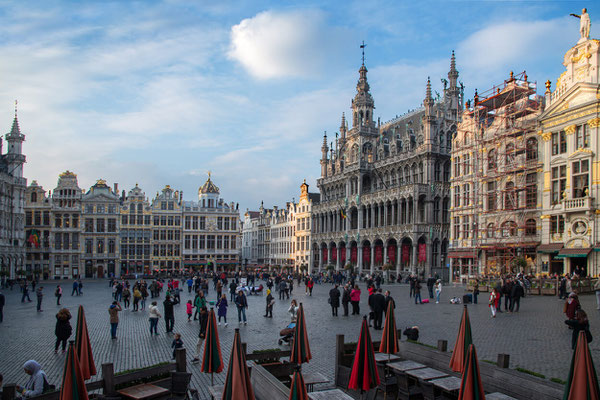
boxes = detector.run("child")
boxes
[171,333,183,359]
[186,300,193,322]
[217,294,228,326]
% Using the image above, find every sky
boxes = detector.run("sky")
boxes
[0,0,595,213]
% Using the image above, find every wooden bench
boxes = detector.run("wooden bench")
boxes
[250,364,289,400]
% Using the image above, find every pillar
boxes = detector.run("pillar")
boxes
[370,246,375,274]
[412,243,418,274]
[358,245,363,273]
[336,246,341,271]
[384,245,388,266]
[396,243,401,277]
[318,247,323,271]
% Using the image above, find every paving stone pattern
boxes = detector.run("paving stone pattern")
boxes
[0,280,599,399]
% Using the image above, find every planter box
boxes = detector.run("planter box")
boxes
[541,287,557,296]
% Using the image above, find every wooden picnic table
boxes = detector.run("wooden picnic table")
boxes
[430,375,462,392]
[117,383,170,400]
[405,367,449,381]
[309,388,354,399]
[387,360,426,373]
[298,371,330,392]
[208,384,224,400]
[374,352,401,363]
[486,393,518,400]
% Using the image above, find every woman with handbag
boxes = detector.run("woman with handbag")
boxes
[565,309,592,349]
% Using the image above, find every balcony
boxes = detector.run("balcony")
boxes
[563,197,593,212]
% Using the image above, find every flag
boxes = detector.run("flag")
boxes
[27,230,40,248]
[341,209,347,219]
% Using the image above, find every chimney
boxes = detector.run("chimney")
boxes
[114,183,118,193]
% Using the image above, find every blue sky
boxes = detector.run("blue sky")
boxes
[0,0,595,212]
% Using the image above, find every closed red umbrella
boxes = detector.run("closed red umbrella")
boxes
[75,305,96,380]
[348,316,380,393]
[450,305,473,373]
[288,366,309,400]
[379,300,399,360]
[201,308,224,385]
[458,344,485,400]
[564,330,600,400]
[290,303,312,365]
[222,328,255,400]
[60,341,89,400]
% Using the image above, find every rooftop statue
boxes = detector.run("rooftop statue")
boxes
[570,8,591,43]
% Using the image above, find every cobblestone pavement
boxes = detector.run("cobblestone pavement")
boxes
[0,280,599,398]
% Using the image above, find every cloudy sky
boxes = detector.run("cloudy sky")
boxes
[0,1,594,212]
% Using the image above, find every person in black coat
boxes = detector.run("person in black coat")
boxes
[329,284,341,316]
[384,290,395,314]
[54,308,72,353]
[369,288,387,330]
[163,295,179,333]
[510,281,525,312]
[426,276,436,299]
[0,291,4,323]
[191,307,209,363]
[341,285,351,316]
[565,309,591,349]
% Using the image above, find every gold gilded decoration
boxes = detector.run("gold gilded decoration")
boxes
[541,131,552,141]
[59,170,77,178]
[588,118,600,128]
[542,106,596,129]
[571,52,591,63]
[565,124,576,134]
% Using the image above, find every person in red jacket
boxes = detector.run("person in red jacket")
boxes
[307,278,314,296]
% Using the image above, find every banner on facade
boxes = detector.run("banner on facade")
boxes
[363,246,370,262]
[340,248,346,264]
[332,247,337,261]
[402,244,410,264]
[375,246,383,264]
[418,243,427,263]
[388,245,396,264]
[351,247,357,263]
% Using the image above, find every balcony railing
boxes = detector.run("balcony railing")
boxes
[563,197,593,212]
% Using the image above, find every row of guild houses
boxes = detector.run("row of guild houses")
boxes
[23,172,240,279]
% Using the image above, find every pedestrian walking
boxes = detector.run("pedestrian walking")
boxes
[235,290,248,324]
[55,285,62,306]
[71,281,79,296]
[186,300,193,321]
[217,293,228,326]
[54,308,72,354]
[191,307,208,363]
[264,289,274,318]
[435,280,442,304]
[108,301,122,339]
[78,280,83,295]
[171,333,184,359]
[36,287,44,312]
[148,301,161,335]
[21,283,32,303]
[489,288,498,318]
[350,285,361,315]
[342,284,351,316]
[329,284,341,316]
[132,287,142,312]
[307,278,314,296]
[193,291,206,321]
[0,290,4,323]
[163,295,178,334]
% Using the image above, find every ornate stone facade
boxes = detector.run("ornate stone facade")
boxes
[311,56,462,278]
[120,184,152,276]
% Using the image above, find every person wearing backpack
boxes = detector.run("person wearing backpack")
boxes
[54,308,72,353]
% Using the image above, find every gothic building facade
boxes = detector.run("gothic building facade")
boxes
[311,55,462,278]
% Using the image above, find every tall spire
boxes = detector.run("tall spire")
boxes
[425,77,433,105]
[8,99,22,138]
[448,50,458,88]
[352,42,375,129]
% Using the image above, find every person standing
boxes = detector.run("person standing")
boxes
[435,280,442,304]
[132,287,142,312]
[148,301,161,335]
[384,290,395,314]
[229,281,237,302]
[370,289,386,330]
[489,288,498,318]
[191,307,209,363]
[71,281,79,296]
[194,291,206,321]
[426,275,435,299]
[350,285,361,315]
[288,299,299,322]
[503,278,513,313]
[307,278,314,296]
[217,293,228,326]
[235,290,248,324]
[22,283,32,303]
[0,290,4,323]
[510,280,524,312]
[55,285,62,306]
[342,285,351,316]
[54,308,72,353]
[122,286,131,309]
[163,295,178,334]
[329,284,341,316]
[565,309,592,349]
[216,280,223,300]
[409,276,416,298]
[594,277,600,310]
[414,280,422,304]
[264,289,274,318]
[108,301,122,339]
[564,293,580,321]
[36,287,44,312]
[78,280,83,295]
[472,279,479,304]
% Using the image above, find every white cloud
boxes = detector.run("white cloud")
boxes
[228,9,349,79]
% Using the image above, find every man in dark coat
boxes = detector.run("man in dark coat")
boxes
[370,288,387,330]
[0,290,5,322]
[341,284,351,316]
[329,284,341,316]
[510,280,525,312]
[384,290,395,314]
[163,295,179,333]
[426,275,436,299]
[409,276,416,298]
[503,278,513,313]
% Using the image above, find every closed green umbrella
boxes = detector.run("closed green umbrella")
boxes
[288,366,309,400]
[563,331,600,400]
[458,344,485,400]
[75,305,96,380]
[290,303,312,365]
[201,308,224,385]
[60,341,89,400]
[379,300,399,359]
[222,329,255,400]
[450,305,473,373]
[348,316,380,394]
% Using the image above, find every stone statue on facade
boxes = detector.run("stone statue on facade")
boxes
[571,8,591,43]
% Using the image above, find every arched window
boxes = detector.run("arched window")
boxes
[488,149,497,170]
[31,192,37,203]
[501,221,517,237]
[504,181,516,209]
[412,164,418,183]
[405,166,411,183]
[525,219,537,236]
[434,162,441,181]
[129,204,135,214]
[137,203,143,213]
[419,162,424,183]
[487,223,495,238]
[505,143,515,166]
[526,138,538,161]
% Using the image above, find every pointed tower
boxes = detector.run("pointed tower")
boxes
[444,51,462,120]
[320,132,329,178]
[339,113,347,140]
[424,77,435,148]
[5,102,26,178]
[351,61,375,132]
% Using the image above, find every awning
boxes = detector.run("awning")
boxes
[537,243,563,253]
[448,251,476,259]
[556,248,592,258]
[594,243,600,252]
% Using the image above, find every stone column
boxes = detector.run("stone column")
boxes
[396,243,401,276]
[384,245,388,266]
[358,246,363,274]
[370,246,375,275]
[336,246,341,271]
[346,247,351,268]
[412,243,418,274]
[318,246,323,271]
[358,206,363,229]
